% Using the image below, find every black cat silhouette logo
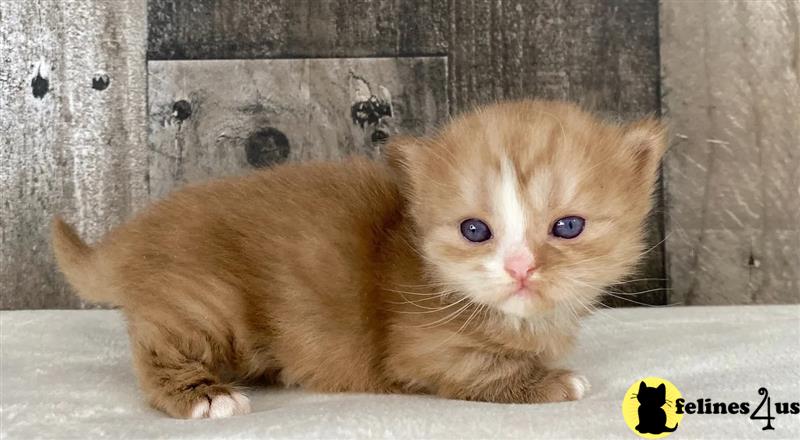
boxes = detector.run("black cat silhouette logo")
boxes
[635,382,678,434]
[622,377,684,438]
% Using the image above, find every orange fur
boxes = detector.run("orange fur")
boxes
[52,100,666,418]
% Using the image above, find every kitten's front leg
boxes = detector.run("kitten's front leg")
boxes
[516,368,590,403]
[388,325,587,404]
[436,362,590,404]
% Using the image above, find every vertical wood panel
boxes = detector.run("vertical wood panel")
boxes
[449,0,665,306]
[448,0,660,119]
[661,0,800,304]
[0,0,148,309]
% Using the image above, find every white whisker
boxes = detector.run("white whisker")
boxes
[389,294,470,315]
[383,287,456,297]
[563,276,677,308]
[415,300,474,329]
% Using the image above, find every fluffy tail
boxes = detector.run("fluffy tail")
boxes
[51,217,116,305]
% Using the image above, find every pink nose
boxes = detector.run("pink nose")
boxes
[504,250,535,281]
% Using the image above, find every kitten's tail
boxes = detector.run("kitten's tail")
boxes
[664,423,678,432]
[51,217,117,305]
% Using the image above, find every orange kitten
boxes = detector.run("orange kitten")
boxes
[52,100,666,419]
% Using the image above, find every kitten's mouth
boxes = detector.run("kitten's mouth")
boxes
[512,282,539,298]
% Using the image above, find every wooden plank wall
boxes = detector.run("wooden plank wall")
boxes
[661,0,799,304]
[2,0,664,308]
[448,1,660,119]
[147,58,450,199]
[0,0,148,309]
[147,0,448,59]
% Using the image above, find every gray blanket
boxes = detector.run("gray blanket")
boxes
[1,305,798,439]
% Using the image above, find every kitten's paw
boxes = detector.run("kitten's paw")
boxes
[536,370,590,403]
[189,391,251,419]
[563,373,590,400]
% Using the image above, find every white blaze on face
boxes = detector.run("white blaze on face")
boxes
[490,158,542,318]
[498,158,527,250]
[484,158,528,274]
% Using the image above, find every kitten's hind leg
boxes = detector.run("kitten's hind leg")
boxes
[128,319,251,419]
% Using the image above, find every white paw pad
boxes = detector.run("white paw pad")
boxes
[189,391,251,419]
[565,374,591,400]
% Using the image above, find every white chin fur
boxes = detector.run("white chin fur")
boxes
[498,294,533,318]
[494,295,581,334]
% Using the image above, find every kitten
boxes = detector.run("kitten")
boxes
[52,100,666,419]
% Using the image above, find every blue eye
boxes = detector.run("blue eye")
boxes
[460,219,492,243]
[552,216,585,239]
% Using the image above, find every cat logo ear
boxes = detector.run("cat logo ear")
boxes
[639,381,647,392]
[657,383,666,392]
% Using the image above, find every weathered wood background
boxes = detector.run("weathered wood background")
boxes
[147,57,449,199]
[1,0,148,309]
[3,0,795,309]
[661,0,799,304]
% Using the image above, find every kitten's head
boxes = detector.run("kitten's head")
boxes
[386,100,666,320]
[637,382,667,406]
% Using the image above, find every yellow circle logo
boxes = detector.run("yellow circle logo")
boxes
[622,377,684,438]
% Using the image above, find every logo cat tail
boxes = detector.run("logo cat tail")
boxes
[51,217,118,305]
[664,423,678,432]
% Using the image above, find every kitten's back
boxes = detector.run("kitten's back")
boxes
[52,157,403,308]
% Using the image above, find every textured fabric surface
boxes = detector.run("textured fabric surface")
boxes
[1,305,798,439]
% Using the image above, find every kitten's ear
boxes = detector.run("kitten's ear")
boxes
[383,135,427,191]
[639,381,647,393]
[657,383,666,394]
[383,135,421,171]
[621,117,668,177]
